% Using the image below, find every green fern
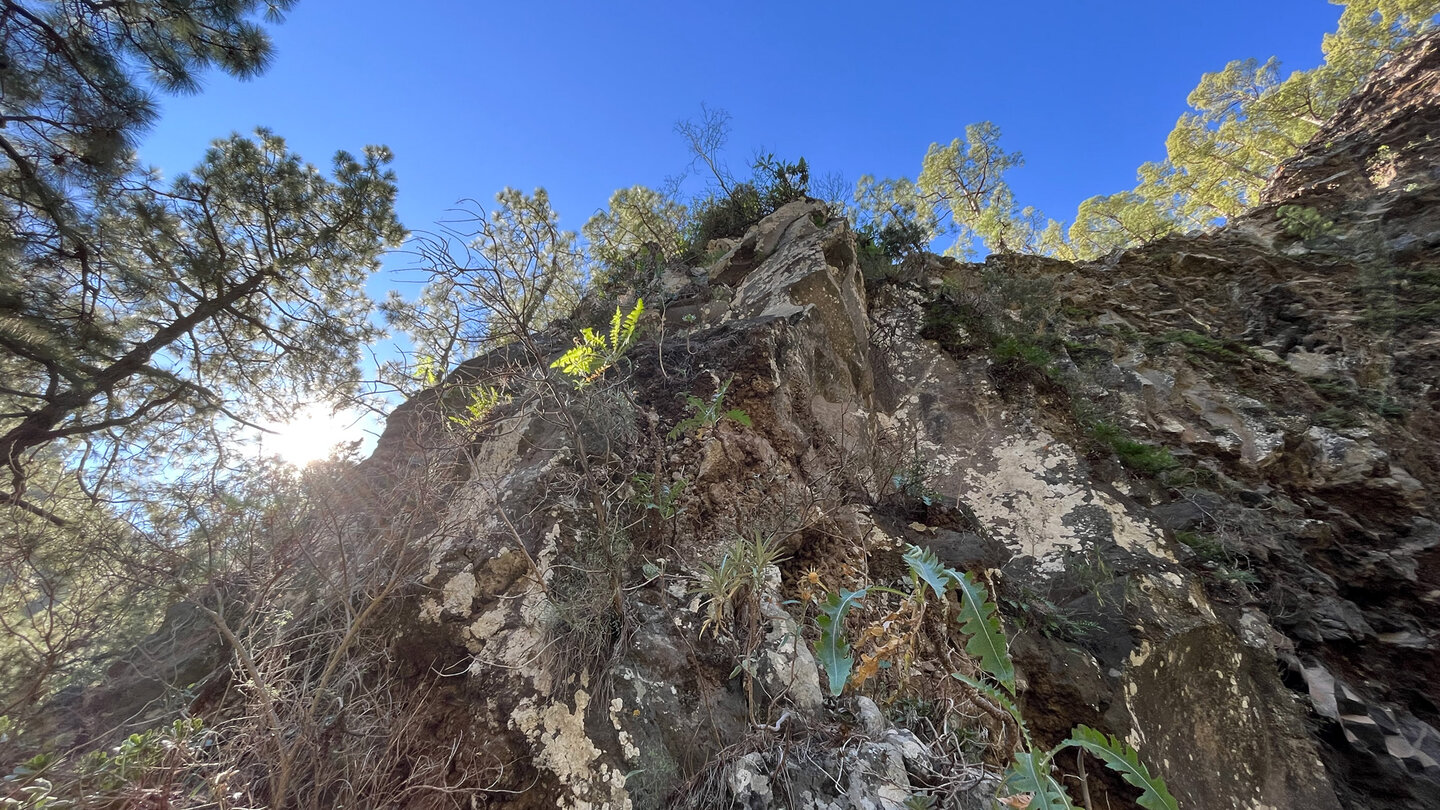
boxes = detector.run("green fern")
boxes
[447,384,506,433]
[948,569,1015,690]
[551,299,645,385]
[1062,726,1178,810]
[815,587,868,696]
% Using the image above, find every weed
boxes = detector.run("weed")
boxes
[694,532,788,640]
[1357,262,1440,331]
[1061,337,1111,367]
[1175,530,1260,590]
[921,267,1058,358]
[631,473,687,520]
[669,377,751,440]
[1003,589,1102,643]
[1152,329,1254,363]
[694,531,790,724]
[992,336,1054,374]
[1306,376,1409,420]
[0,717,209,808]
[1062,546,1122,607]
[1314,407,1363,430]
[813,545,1177,810]
[547,526,634,677]
[1211,568,1260,587]
[1088,422,1179,475]
[891,453,941,505]
[1175,530,1226,564]
[1277,205,1335,240]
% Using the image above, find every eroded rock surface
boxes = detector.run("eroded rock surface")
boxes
[69,31,1435,810]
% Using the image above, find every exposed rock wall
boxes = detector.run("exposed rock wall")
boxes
[317,35,1440,809]
[65,31,1437,810]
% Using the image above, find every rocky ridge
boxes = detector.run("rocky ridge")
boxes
[343,31,1440,810]
[73,30,1440,810]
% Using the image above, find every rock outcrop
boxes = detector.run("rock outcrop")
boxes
[329,32,1440,810]
[62,31,1437,810]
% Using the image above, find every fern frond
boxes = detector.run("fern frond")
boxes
[551,300,644,386]
[620,298,644,350]
[608,305,624,351]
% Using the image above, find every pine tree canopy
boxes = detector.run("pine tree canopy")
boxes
[0,1,403,515]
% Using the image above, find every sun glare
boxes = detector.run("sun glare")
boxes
[261,405,373,467]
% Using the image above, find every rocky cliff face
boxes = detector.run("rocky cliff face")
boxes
[291,32,1440,810]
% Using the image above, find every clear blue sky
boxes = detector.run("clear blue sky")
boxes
[139,0,1343,277]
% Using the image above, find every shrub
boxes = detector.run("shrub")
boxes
[857,216,930,261]
[992,336,1054,372]
[684,155,811,252]
[1276,204,1334,240]
[668,377,751,440]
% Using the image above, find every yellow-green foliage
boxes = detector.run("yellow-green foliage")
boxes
[583,186,689,269]
[1064,0,1439,256]
[862,2,1439,262]
[550,299,645,386]
[447,384,507,434]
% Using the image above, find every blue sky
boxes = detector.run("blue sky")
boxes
[141,0,1343,270]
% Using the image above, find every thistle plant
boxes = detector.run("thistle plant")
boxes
[812,544,1177,810]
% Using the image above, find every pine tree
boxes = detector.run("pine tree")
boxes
[0,2,404,719]
[0,3,404,511]
[380,188,583,392]
[1062,0,1440,257]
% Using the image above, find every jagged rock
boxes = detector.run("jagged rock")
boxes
[65,29,1437,810]
[355,184,1355,806]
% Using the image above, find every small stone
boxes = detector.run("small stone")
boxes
[853,695,886,736]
